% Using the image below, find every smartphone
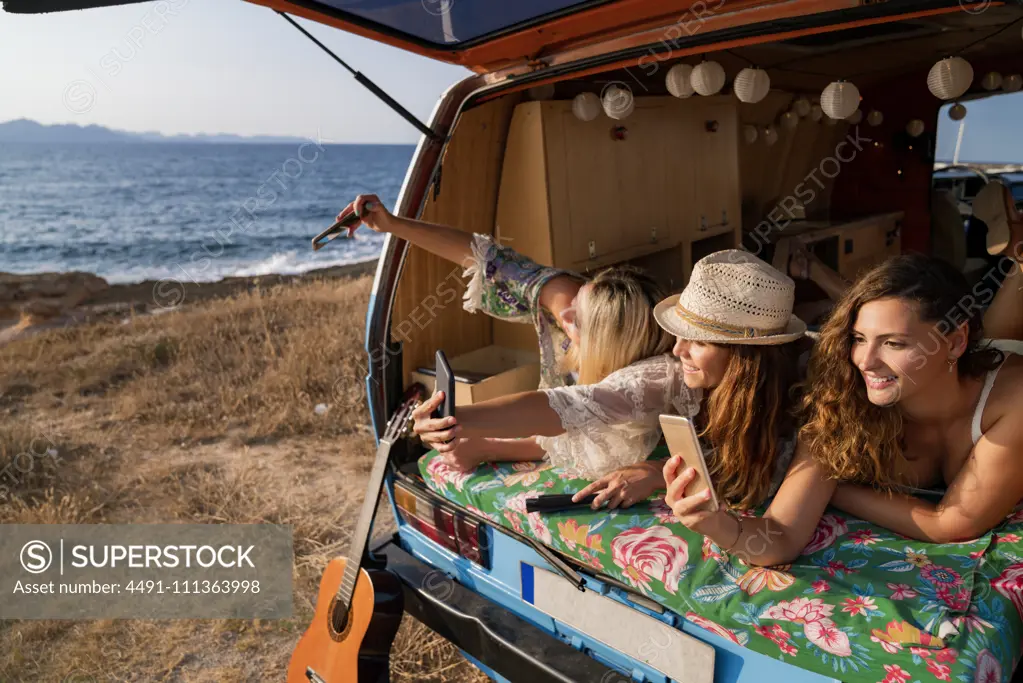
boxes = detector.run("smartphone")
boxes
[525,494,598,514]
[658,414,719,513]
[311,200,376,251]
[432,350,456,420]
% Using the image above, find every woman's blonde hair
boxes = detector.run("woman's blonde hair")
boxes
[800,254,1002,487]
[562,266,674,385]
[703,343,803,509]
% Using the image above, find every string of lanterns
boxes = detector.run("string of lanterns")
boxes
[569,50,1022,147]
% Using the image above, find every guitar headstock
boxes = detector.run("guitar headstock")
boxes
[381,383,425,445]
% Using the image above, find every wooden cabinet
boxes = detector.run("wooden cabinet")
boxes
[494,97,740,276]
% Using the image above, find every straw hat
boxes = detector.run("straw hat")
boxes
[654,250,807,345]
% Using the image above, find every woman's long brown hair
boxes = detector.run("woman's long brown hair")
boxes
[703,342,804,509]
[800,254,1002,487]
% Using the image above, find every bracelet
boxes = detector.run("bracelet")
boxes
[722,511,743,553]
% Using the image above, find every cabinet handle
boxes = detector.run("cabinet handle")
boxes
[588,240,597,259]
[699,216,708,232]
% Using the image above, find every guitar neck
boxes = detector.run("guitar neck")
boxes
[337,435,394,607]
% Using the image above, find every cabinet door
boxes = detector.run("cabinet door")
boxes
[548,101,673,268]
[689,101,740,241]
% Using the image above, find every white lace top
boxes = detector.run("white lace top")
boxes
[536,354,703,479]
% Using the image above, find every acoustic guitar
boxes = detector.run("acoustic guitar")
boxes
[288,384,424,683]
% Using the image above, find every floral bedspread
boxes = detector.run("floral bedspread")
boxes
[420,449,1023,683]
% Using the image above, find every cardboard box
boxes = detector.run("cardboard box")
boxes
[409,345,542,406]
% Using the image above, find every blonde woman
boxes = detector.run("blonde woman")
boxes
[337,195,699,503]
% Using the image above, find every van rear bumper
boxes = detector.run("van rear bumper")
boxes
[373,535,620,683]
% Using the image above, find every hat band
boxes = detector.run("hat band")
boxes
[675,303,786,339]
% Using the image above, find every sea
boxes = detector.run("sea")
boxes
[0,143,415,283]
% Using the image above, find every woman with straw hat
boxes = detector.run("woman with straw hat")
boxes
[653,250,839,566]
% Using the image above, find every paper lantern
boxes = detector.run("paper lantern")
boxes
[867,110,884,126]
[602,85,634,120]
[906,119,925,137]
[846,109,863,125]
[810,104,823,122]
[793,97,812,117]
[742,124,759,144]
[733,67,771,103]
[949,102,967,121]
[691,60,726,96]
[571,92,601,122]
[1004,74,1023,93]
[982,72,1003,91]
[927,57,973,100]
[528,83,556,101]
[780,110,799,130]
[666,63,695,99]
[821,81,861,119]
[763,125,779,146]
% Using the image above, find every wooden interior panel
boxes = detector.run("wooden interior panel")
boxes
[395,96,520,382]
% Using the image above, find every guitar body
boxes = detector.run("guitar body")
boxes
[288,557,404,683]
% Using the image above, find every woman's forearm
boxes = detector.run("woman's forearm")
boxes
[479,437,546,462]
[831,484,946,542]
[382,215,476,267]
[455,392,564,440]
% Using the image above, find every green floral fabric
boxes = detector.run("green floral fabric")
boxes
[420,448,1023,683]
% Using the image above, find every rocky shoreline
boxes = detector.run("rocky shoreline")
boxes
[0,259,379,345]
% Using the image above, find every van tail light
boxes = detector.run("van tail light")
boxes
[394,481,489,569]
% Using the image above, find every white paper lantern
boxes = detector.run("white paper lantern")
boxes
[665,63,695,99]
[793,97,812,117]
[733,67,771,103]
[906,119,925,137]
[742,124,759,144]
[927,57,974,100]
[691,60,726,96]
[821,81,861,119]
[780,110,799,130]
[949,102,967,121]
[810,104,823,122]
[571,92,601,122]
[982,71,1003,91]
[763,125,779,146]
[867,110,884,126]
[1004,74,1023,93]
[846,109,863,125]
[528,83,556,101]
[602,85,634,120]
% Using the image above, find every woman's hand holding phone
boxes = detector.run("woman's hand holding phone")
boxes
[412,391,461,451]
[573,461,665,510]
[663,455,738,543]
[336,193,393,237]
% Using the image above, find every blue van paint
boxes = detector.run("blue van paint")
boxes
[395,521,840,683]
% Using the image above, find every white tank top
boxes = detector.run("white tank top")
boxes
[971,339,1023,445]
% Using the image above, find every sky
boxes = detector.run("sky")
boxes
[0,0,471,144]
[1,0,1022,156]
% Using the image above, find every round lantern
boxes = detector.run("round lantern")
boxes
[666,63,695,99]
[821,81,861,119]
[867,110,884,126]
[571,92,601,122]
[780,110,799,130]
[906,119,925,137]
[982,71,1003,91]
[927,57,974,100]
[1004,74,1023,93]
[948,102,967,121]
[742,124,759,144]
[602,85,634,120]
[733,67,771,103]
[847,109,863,125]
[763,125,779,146]
[691,60,726,96]
[810,104,824,122]
[793,97,812,117]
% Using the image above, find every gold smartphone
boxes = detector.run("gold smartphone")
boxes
[658,414,720,513]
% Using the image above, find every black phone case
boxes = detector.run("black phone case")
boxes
[432,350,456,419]
[525,494,597,514]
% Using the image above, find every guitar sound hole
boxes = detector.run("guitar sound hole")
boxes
[327,595,352,642]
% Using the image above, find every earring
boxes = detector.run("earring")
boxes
[947,357,957,373]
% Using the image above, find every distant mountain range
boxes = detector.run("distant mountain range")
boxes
[0,119,317,144]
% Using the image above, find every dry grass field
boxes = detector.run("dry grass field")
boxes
[0,274,487,683]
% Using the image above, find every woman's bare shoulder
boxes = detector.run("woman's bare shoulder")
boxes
[987,354,1023,422]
